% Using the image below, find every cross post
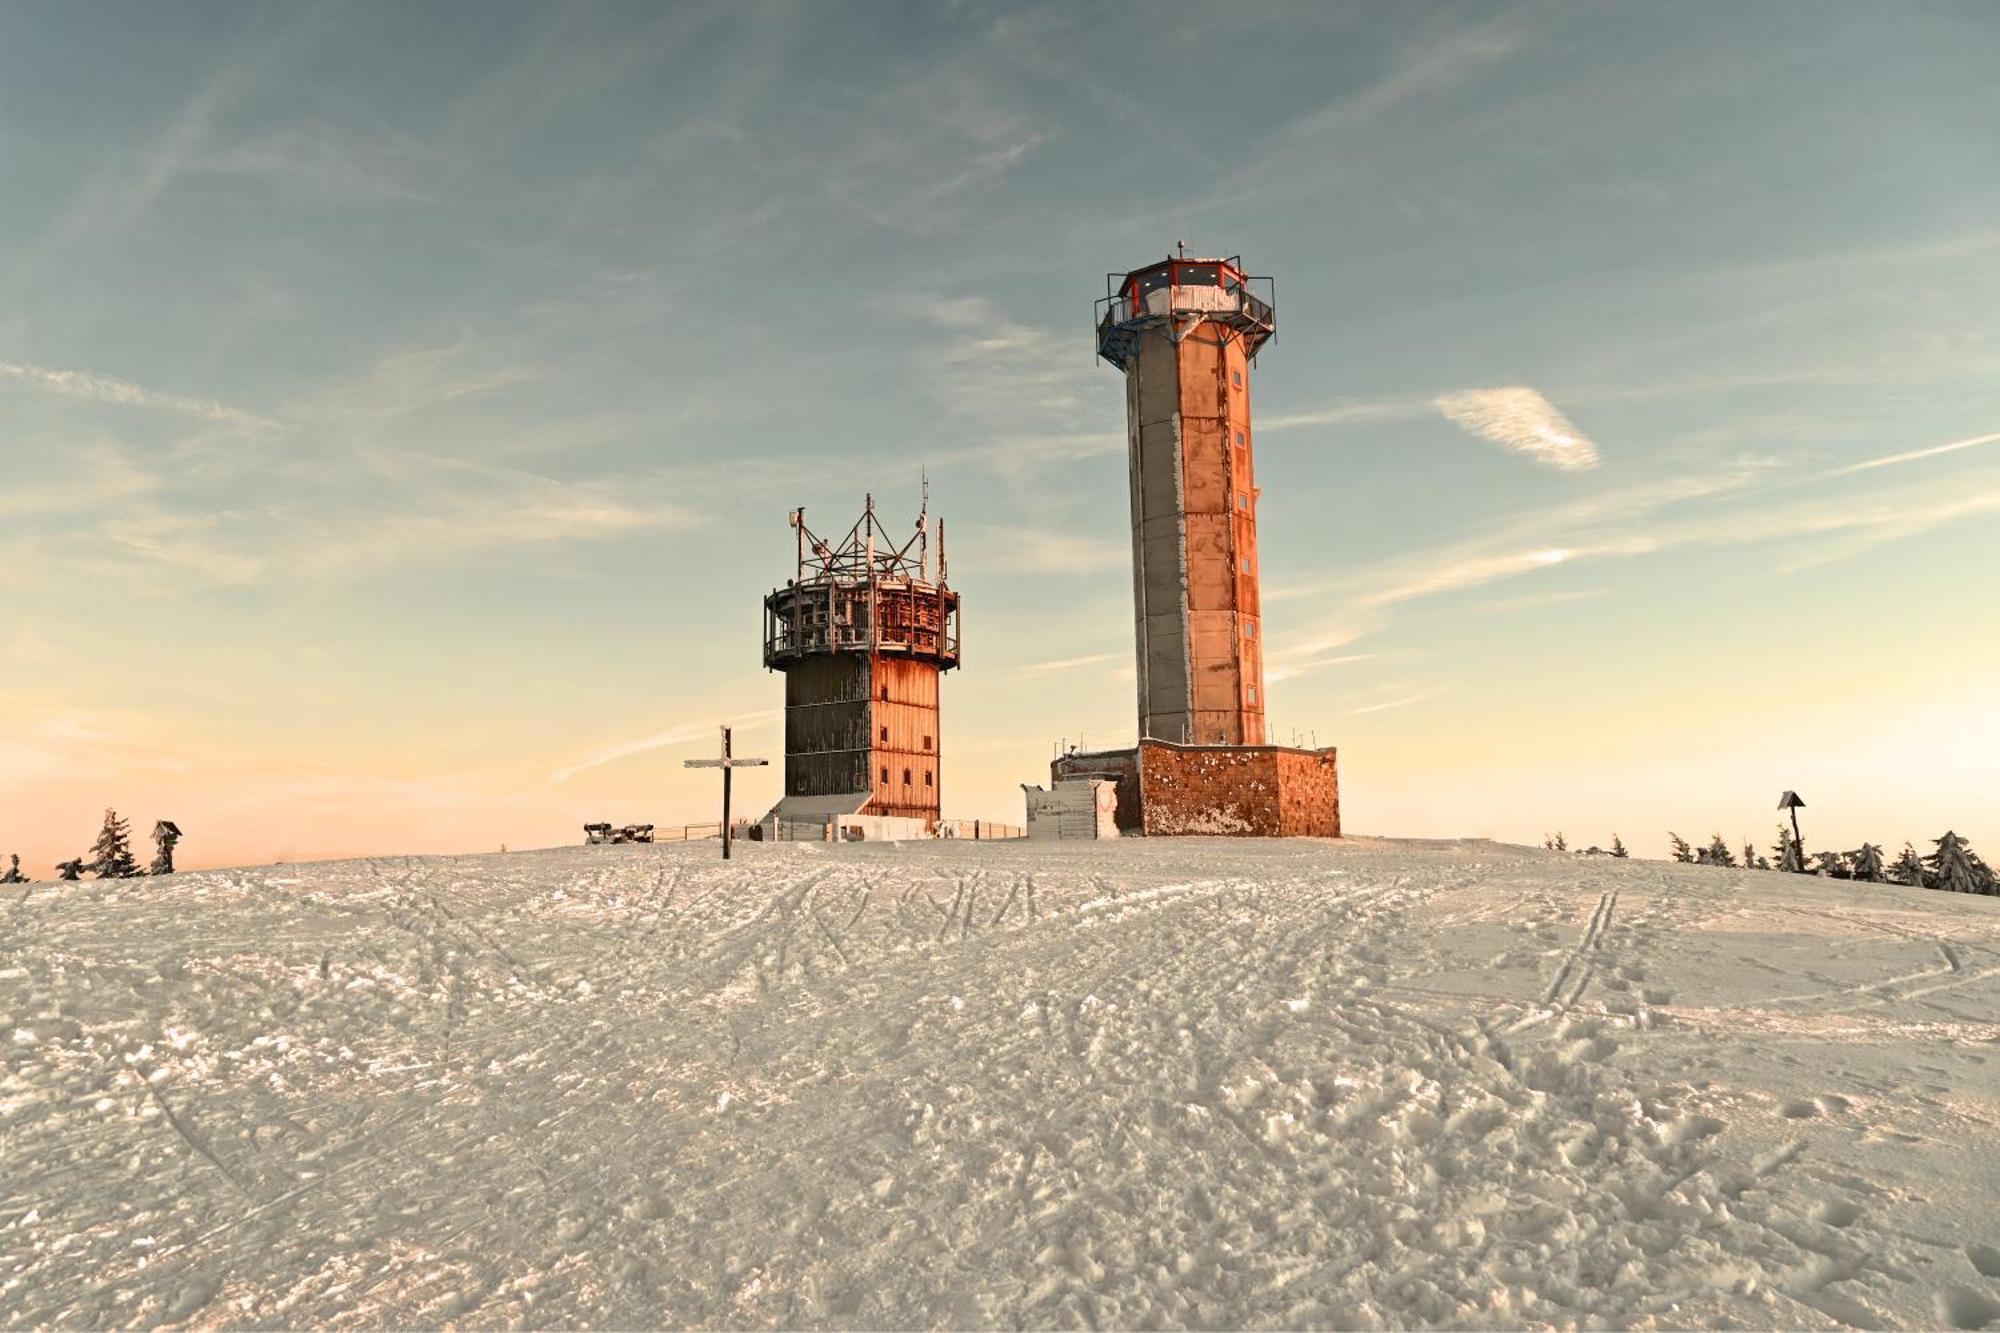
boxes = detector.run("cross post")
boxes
[684,726,769,859]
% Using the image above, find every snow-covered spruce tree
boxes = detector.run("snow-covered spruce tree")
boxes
[1706,834,1737,868]
[148,821,180,876]
[1811,850,1847,878]
[1755,854,1772,870]
[1923,832,1987,894]
[1847,843,1886,883]
[1891,842,1927,887]
[87,808,140,878]
[1610,835,1629,858]
[1553,832,1567,852]
[1669,833,1694,863]
[1742,840,1757,870]
[1773,825,1805,874]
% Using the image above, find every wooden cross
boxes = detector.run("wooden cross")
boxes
[684,726,768,859]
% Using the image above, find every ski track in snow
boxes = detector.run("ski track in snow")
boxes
[3,838,1999,1329]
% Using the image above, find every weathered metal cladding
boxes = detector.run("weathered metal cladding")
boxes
[1123,316,1266,747]
[863,654,943,823]
[781,656,871,797]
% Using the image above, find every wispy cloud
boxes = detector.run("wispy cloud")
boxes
[1286,16,1527,138]
[1016,651,1124,676]
[1258,396,1432,433]
[551,710,781,784]
[1349,693,1430,716]
[0,360,277,429]
[1824,430,2000,478]
[1266,652,1375,685]
[960,525,1127,575]
[1435,387,1600,470]
[1479,588,1606,614]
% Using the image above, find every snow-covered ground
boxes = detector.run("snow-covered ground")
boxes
[4,837,2000,1329]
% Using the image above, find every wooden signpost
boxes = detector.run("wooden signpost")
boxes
[684,726,768,860]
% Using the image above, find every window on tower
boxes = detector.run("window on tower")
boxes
[1232,370,1242,386]
[902,768,912,785]
[879,726,888,742]
[924,770,933,787]
[880,766,889,784]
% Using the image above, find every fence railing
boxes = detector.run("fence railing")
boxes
[587,819,1026,846]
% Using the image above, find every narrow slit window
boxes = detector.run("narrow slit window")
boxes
[1235,431,1245,446]
[880,766,889,784]
[1232,370,1242,386]
[880,686,890,702]
[924,770,933,787]
[902,768,912,785]
[879,726,889,742]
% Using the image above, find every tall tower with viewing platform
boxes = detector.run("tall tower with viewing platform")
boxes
[1044,251,1339,838]
[1097,253,1276,746]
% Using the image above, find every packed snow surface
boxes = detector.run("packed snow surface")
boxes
[4,837,2000,1329]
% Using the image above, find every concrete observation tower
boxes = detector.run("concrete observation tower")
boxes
[761,495,961,834]
[1044,252,1339,838]
[1097,254,1276,746]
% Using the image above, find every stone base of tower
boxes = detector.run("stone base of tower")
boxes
[1051,740,1339,838]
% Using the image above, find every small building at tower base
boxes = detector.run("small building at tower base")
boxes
[1052,740,1339,838]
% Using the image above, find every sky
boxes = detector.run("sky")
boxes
[2,1,1997,874]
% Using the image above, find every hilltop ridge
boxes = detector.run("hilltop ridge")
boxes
[4,837,1998,1328]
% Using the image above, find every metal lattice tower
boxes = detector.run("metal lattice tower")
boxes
[762,494,961,827]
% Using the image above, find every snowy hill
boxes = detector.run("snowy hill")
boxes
[4,837,1999,1329]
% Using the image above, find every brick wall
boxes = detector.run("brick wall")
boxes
[1133,741,1339,838]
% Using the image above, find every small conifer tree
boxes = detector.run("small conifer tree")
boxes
[149,822,180,876]
[1847,844,1886,883]
[0,854,24,884]
[1706,834,1737,868]
[1811,850,1846,877]
[1924,832,1991,894]
[1669,833,1693,864]
[1610,835,1628,858]
[1773,824,1805,873]
[88,809,140,878]
[1890,842,1926,887]
[1553,832,1567,852]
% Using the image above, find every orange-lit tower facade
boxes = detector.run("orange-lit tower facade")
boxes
[762,496,961,829]
[1048,253,1336,839]
[1096,255,1276,747]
